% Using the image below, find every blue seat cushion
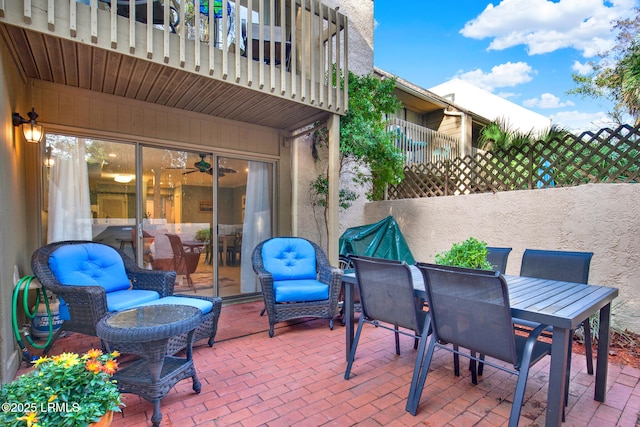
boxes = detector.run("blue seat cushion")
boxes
[48,243,131,293]
[107,290,160,312]
[262,238,317,281]
[274,279,329,303]
[134,296,213,315]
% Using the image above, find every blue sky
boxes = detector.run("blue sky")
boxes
[373,0,638,133]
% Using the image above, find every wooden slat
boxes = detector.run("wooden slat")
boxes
[43,35,64,82]
[102,51,123,94]
[289,0,296,98]
[25,31,53,81]
[146,0,153,58]
[128,0,135,52]
[221,0,229,79]
[109,0,117,49]
[60,38,79,86]
[90,47,108,91]
[70,0,77,37]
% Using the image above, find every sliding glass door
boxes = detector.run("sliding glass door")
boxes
[140,148,214,294]
[43,134,274,299]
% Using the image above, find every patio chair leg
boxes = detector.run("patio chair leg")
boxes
[395,325,400,355]
[583,320,594,375]
[453,346,460,376]
[469,351,478,385]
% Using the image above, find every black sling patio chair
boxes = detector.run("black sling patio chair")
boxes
[344,256,429,380]
[519,248,594,418]
[519,249,594,373]
[486,246,513,274]
[408,263,551,427]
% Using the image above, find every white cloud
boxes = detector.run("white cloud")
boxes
[460,0,636,57]
[572,60,594,75]
[550,110,617,132]
[454,61,535,91]
[524,93,576,108]
[495,91,519,100]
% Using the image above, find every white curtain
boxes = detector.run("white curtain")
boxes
[47,138,92,242]
[240,161,272,293]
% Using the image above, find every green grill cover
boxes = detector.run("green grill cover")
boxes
[338,216,415,264]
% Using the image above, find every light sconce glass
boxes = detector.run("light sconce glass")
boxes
[43,146,55,168]
[114,174,134,183]
[12,108,44,143]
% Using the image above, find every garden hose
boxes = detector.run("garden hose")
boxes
[12,276,54,362]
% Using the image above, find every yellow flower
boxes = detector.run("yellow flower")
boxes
[32,356,49,367]
[84,349,103,360]
[17,412,38,427]
[111,350,120,358]
[54,352,81,368]
[48,394,57,402]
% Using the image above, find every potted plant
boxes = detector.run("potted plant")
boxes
[434,237,493,270]
[194,228,211,242]
[0,349,124,427]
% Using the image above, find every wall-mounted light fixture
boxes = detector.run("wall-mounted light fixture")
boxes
[12,108,44,143]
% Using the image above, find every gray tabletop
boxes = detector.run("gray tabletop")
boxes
[97,304,201,343]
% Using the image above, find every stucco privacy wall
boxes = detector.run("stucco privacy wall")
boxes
[363,183,640,334]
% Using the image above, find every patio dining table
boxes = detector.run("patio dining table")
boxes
[341,267,619,427]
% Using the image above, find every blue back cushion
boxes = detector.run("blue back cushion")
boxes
[262,238,317,280]
[48,243,131,293]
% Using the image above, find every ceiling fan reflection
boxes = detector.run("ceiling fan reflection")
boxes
[179,154,238,177]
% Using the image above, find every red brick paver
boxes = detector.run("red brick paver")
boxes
[17,300,640,426]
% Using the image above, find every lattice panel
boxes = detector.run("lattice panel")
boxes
[388,124,640,199]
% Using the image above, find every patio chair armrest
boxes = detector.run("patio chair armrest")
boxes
[317,265,342,313]
[128,269,176,298]
[51,285,109,336]
[318,264,341,285]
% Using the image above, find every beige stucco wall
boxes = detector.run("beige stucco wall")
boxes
[363,183,640,333]
[0,41,37,381]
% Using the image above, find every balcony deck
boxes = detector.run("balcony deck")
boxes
[0,0,348,130]
[16,299,639,426]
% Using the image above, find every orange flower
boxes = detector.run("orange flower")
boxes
[85,359,102,374]
[102,359,118,375]
[84,349,103,360]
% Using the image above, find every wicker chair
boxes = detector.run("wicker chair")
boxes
[31,240,221,354]
[166,233,202,292]
[252,237,342,337]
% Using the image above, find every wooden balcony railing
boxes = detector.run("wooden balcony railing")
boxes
[389,117,461,166]
[0,0,348,115]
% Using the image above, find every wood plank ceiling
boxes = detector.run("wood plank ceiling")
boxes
[1,24,331,131]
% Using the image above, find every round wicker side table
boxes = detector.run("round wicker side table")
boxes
[96,305,202,427]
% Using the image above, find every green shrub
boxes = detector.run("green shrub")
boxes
[435,237,493,270]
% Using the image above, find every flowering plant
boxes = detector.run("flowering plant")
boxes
[0,349,123,427]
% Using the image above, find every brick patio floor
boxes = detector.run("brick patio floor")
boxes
[21,300,640,426]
